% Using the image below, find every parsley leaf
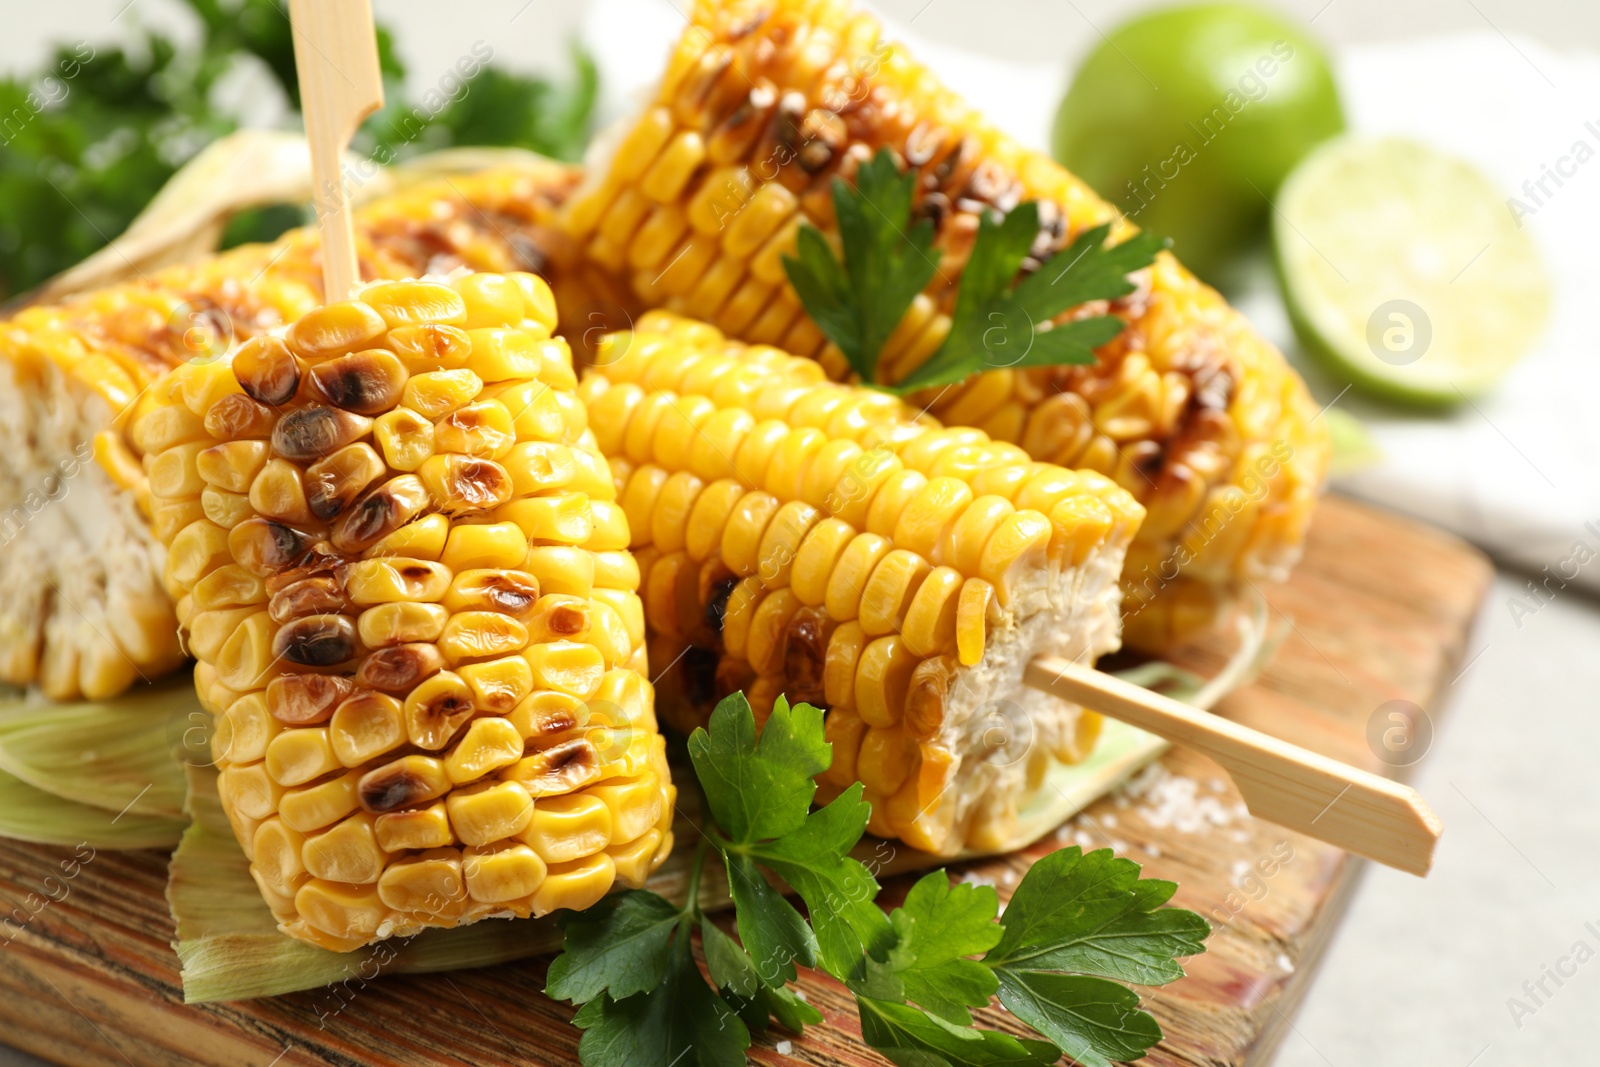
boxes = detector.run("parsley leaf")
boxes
[782,149,940,385]
[688,693,830,844]
[724,851,817,982]
[702,918,824,1034]
[984,847,1210,985]
[573,940,751,1067]
[546,892,681,1003]
[990,972,1160,1067]
[742,783,894,982]
[898,220,1168,392]
[876,871,1003,1024]
[783,149,1167,398]
[856,997,1059,1067]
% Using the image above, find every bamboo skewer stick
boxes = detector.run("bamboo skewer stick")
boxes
[1026,656,1442,876]
[287,0,384,303]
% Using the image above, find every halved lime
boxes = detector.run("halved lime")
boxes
[1275,136,1550,406]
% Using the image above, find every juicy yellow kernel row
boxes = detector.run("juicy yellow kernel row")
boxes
[579,322,1142,854]
[556,0,1329,649]
[138,274,673,950]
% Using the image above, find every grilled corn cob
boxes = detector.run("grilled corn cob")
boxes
[558,0,1329,647]
[137,273,673,950]
[579,318,1143,855]
[0,163,581,701]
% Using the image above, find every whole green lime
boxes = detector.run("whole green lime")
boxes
[1052,3,1343,282]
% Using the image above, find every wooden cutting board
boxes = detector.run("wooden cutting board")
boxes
[0,495,1492,1067]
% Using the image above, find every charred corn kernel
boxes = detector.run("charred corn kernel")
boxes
[357,601,450,647]
[418,454,513,515]
[128,274,671,948]
[374,802,454,852]
[463,840,547,903]
[330,692,407,767]
[374,408,436,471]
[446,779,535,846]
[435,400,516,459]
[309,350,408,416]
[403,672,476,750]
[443,568,542,618]
[509,690,588,746]
[344,558,452,604]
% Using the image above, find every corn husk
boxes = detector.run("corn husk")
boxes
[0,767,184,848]
[0,678,191,820]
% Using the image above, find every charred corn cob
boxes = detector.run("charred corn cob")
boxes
[137,273,673,950]
[558,0,1329,648]
[0,163,581,701]
[579,318,1143,855]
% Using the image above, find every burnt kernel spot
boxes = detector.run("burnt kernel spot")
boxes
[682,646,719,707]
[506,232,547,274]
[309,351,407,415]
[204,393,277,440]
[266,673,356,725]
[704,576,739,633]
[546,604,589,636]
[519,738,600,794]
[231,518,318,576]
[358,763,437,814]
[782,615,828,706]
[271,405,371,463]
[714,657,756,706]
[233,336,301,406]
[527,710,579,741]
[355,643,444,692]
[438,457,512,511]
[332,476,429,552]
[272,614,357,667]
[268,575,346,623]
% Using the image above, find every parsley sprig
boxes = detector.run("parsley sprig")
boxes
[545,692,1209,1067]
[782,148,1167,396]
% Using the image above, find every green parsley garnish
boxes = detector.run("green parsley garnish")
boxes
[782,148,1167,396]
[545,691,1209,1067]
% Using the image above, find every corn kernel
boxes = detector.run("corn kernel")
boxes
[462,841,547,903]
[458,655,534,714]
[374,802,454,852]
[439,610,530,663]
[531,852,615,916]
[279,770,361,832]
[374,407,437,472]
[302,812,389,884]
[447,779,535,846]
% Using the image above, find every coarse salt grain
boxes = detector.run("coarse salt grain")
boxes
[1277,953,1295,973]
[1074,830,1094,850]
[1231,859,1250,881]
[776,1039,794,1054]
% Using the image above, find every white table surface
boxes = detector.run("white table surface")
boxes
[2,2,1597,1065]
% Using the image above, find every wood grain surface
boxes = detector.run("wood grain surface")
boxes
[0,495,1493,1067]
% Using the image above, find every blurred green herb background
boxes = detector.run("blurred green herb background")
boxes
[0,0,597,298]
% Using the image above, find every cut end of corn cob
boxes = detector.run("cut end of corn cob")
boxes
[558,0,1330,649]
[582,315,1143,855]
[138,273,672,949]
[0,164,581,702]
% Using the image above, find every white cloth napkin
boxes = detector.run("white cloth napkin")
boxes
[582,2,1600,591]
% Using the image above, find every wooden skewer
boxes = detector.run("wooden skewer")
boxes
[287,0,384,303]
[1026,656,1442,876]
